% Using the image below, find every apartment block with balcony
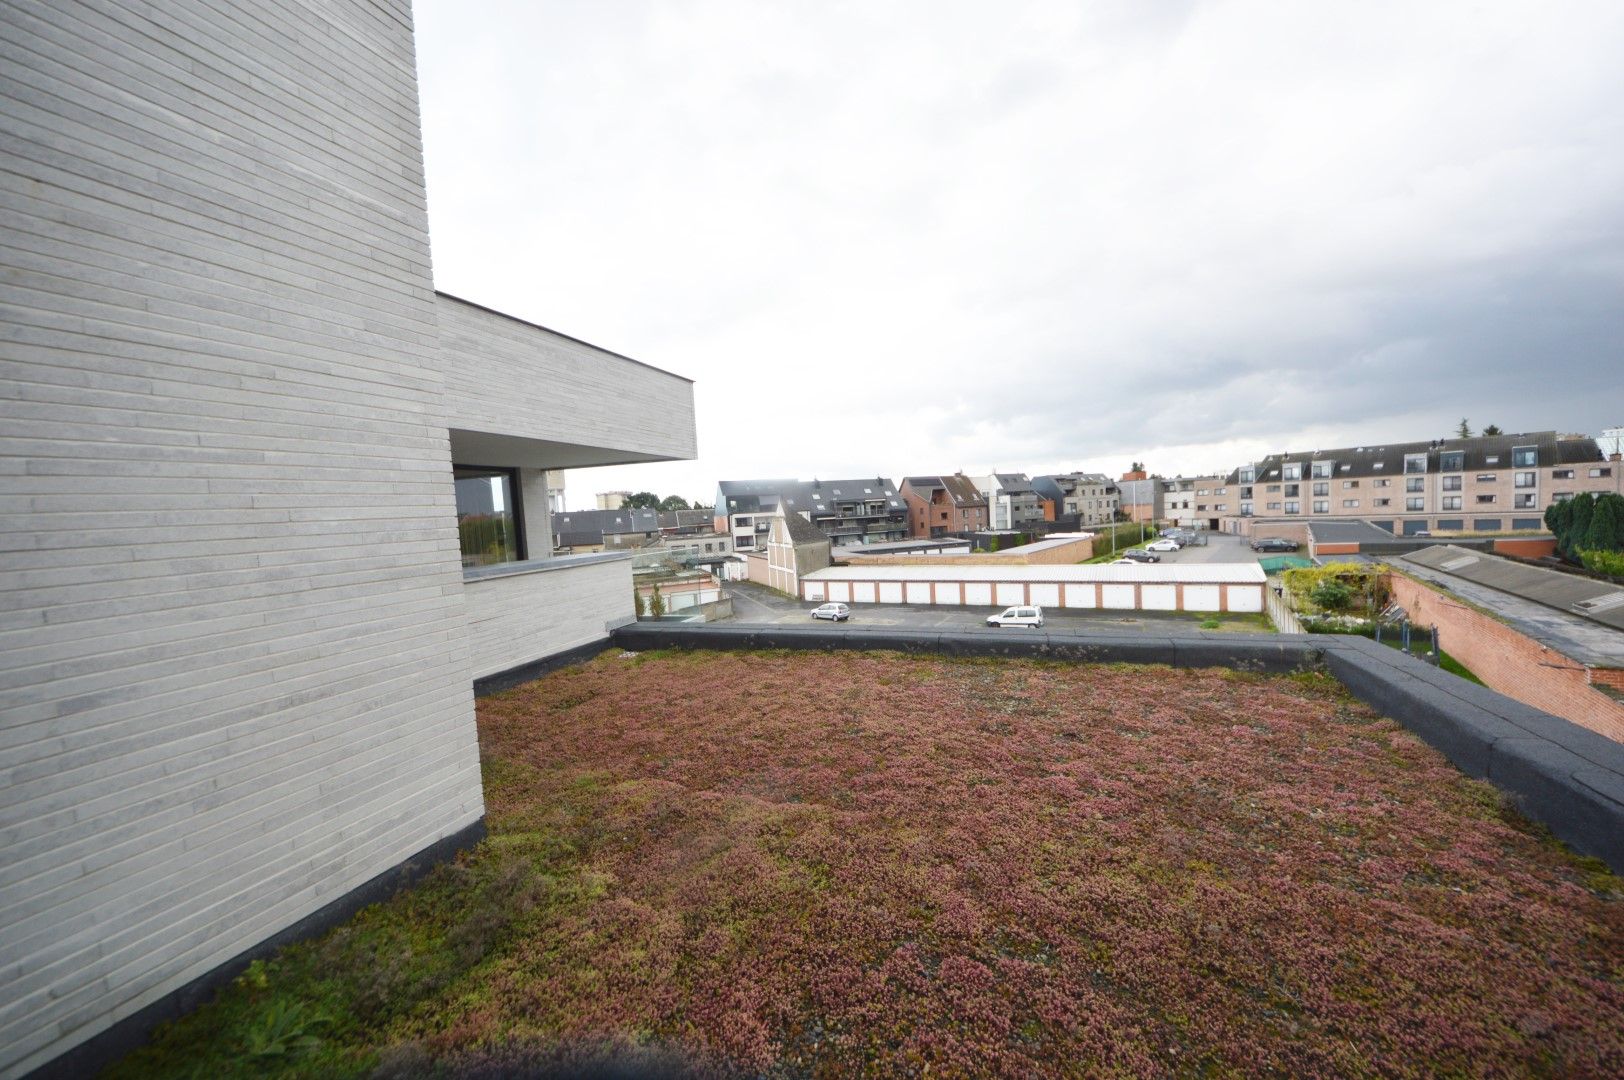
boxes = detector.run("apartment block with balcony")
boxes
[901,474,991,537]
[716,477,908,550]
[1223,432,1620,536]
[805,477,910,548]
[1032,472,1120,527]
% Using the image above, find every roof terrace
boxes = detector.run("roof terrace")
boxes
[110,650,1624,1078]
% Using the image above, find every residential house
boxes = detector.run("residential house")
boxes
[0,3,695,1075]
[1223,431,1621,536]
[1032,472,1120,527]
[1162,475,1232,530]
[900,474,990,538]
[714,479,815,552]
[750,507,833,596]
[1116,473,1165,523]
[971,473,1050,531]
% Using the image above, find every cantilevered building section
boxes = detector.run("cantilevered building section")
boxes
[0,1,694,1075]
[1223,431,1621,537]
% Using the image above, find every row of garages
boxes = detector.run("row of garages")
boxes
[800,564,1265,613]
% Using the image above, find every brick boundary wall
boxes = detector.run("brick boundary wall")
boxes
[1492,537,1559,559]
[1386,572,1624,744]
[609,623,1624,873]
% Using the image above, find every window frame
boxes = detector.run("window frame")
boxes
[452,463,527,568]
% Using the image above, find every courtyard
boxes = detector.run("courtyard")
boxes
[111,651,1624,1078]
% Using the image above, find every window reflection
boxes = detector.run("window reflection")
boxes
[454,466,522,567]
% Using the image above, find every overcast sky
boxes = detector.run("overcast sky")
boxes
[414,0,1624,510]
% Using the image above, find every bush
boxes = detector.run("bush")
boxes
[648,585,666,618]
[1281,562,1388,614]
[1580,549,1624,579]
[1309,579,1353,612]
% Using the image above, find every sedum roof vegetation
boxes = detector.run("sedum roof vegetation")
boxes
[114,652,1623,1079]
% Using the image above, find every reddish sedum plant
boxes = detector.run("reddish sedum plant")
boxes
[462,652,1624,1077]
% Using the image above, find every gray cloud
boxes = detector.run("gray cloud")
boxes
[415,0,1624,505]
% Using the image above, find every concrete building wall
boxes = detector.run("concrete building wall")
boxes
[438,296,696,469]
[0,2,483,1074]
[463,558,635,680]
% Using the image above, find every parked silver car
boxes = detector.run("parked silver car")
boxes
[810,602,850,622]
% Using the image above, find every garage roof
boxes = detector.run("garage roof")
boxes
[803,563,1265,584]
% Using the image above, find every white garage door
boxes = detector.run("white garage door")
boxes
[905,582,931,604]
[1030,583,1060,607]
[853,582,877,604]
[1101,583,1136,609]
[995,582,1025,606]
[964,582,993,606]
[878,582,903,604]
[1142,584,1177,611]
[828,582,850,602]
[1063,583,1095,609]
[1228,585,1264,612]
[1182,584,1220,611]
[805,581,826,601]
[937,582,962,606]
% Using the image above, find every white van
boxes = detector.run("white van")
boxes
[987,605,1044,628]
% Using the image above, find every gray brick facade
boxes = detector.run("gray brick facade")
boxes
[0,2,694,1074]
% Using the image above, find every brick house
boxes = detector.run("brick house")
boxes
[900,474,990,538]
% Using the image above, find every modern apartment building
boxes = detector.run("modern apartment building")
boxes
[1031,473,1120,527]
[1162,475,1232,530]
[900,474,991,537]
[715,477,908,550]
[0,3,696,1076]
[1222,432,1620,536]
[971,473,1050,530]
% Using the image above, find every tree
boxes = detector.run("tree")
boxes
[633,585,646,618]
[1565,493,1596,557]
[1481,424,1502,436]
[1583,493,1624,553]
[1455,418,1473,439]
[658,495,691,511]
[648,584,665,618]
[622,491,662,510]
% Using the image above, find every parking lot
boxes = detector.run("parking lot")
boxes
[1114,530,1279,565]
[724,544,1276,635]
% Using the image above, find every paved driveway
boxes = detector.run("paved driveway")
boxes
[1138,532,1276,565]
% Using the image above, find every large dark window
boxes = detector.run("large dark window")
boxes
[454,465,524,568]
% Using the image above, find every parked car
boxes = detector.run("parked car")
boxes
[987,605,1044,628]
[1145,539,1181,552]
[810,602,850,621]
[1120,549,1160,563]
[1108,558,1142,566]
[1249,537,1299,552]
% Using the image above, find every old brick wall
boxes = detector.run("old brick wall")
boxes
[1387,573,1624,742]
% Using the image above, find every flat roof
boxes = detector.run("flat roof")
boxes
[1402,545,1624,638]
[804,563,1265,584]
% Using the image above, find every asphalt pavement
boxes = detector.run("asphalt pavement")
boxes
[720,531,1275,634]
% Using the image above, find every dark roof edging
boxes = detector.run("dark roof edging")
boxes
[609,623,1624,873]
